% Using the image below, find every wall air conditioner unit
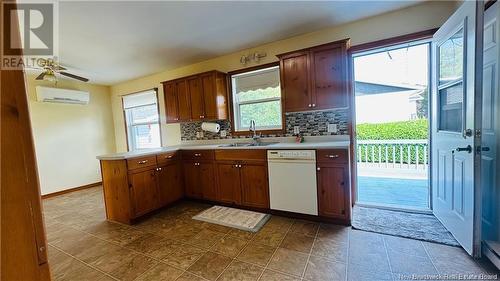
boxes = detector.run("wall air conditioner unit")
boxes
[35,86,90,105]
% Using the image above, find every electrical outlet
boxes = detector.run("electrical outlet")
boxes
[327,123,338,133]
[220,130,227,137]
[294,126,300,134]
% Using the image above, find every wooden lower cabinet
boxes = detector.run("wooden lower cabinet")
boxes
[183,161,216,200]
[157,162,184,206]
[240,163,269,208]
[216,162,241,204]
[129,168,160,218]
[215,160,269,208]
[316,163,349,220]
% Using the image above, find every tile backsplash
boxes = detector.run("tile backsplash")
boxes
[180,108,349,141]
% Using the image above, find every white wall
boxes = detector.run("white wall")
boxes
[26,75,115,195]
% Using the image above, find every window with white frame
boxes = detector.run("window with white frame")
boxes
[230,65,282,132]
[123,90,161,151]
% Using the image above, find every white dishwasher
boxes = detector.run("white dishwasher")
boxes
[267,150,318,215]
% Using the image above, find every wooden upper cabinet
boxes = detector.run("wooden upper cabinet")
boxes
[310,43,348,109]
[278,39,350,112]
[176,79,192,121]
[280,52,311,112]
[163,81,179,122]
[162,70,228,123]
[188,76,204,120]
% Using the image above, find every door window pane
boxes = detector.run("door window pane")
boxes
[439,82,463,132]
[439,28,464,85]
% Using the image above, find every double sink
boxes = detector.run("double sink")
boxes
[218,142,279,147]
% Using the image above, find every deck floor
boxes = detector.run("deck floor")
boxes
[357,176,429,209]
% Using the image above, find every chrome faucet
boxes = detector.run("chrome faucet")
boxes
[249,120,260,143]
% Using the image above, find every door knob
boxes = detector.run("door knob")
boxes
[463,129,473,137]
[456,145,472,153]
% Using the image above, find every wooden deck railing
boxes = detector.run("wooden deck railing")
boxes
[356,139,428,170]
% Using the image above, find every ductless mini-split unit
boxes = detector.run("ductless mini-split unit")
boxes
[35,86,90,105]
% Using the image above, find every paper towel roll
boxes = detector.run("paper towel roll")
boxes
[201,122,220,133]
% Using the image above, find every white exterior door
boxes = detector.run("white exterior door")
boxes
[431,1,483,256]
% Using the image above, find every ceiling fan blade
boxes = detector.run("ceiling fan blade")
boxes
[36,72,46,80]
[59,72,89,82]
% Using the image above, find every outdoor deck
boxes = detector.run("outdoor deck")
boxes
[357,176,429,209]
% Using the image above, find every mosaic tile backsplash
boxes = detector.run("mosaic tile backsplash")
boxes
[180,108,349,141]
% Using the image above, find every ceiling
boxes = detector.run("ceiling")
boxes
[56,1,422,85]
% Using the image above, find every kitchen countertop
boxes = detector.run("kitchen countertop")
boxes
[97,136,350,160]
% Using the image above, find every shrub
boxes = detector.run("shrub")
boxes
[356,119,428,140]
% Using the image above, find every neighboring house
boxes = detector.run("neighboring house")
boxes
[355,81,426,124]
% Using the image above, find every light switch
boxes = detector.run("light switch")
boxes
[327,123,338,133]
[294,126,300,134]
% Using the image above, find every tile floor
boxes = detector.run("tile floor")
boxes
[43,186,498,281]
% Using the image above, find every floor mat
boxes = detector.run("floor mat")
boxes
[192,205,270,232]
[352,205,460,246]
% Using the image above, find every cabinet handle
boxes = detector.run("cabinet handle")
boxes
[166,155,173,159]
[317,167,321,171]
[158,167,162,171]
[194,153,201,157]
[327,155,339,158]
[312,103,316,107]
[137,160,148,164]
[308,104,312,107]
[238,164,242,168]
[200,115,205,118]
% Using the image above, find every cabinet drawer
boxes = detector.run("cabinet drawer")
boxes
[316,149,348,163]
[215,149,266,161]
[156,151,179,165]
[127,155,157,170]
[182,150,214,161]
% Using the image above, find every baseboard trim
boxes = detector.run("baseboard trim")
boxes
[41,182,102,199]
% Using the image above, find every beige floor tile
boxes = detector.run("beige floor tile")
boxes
[253,228,287,247]
[217,260,264,281]
[304,255,346,281]
[387,248,437,275]
[134,263,183,281]
[267,248,308,277]
[228,229,254,240]
[187,251,232,280]
[123,232,177,259]
[109,254,157,281]
[188,229,226,249]
[87,246,137,274]
[258,270,300,281]
[237,241,276,267]
[211,236,248,258]
[280,232,315,253]
[311,238,348,263]
[317,224,350,244]
[347,263,392,281]
[161,243,206,269]
[175,272,206,281]
[290,219,319,237]
[384,235,427,257]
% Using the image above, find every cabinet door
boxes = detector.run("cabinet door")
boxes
[281,52,311,112]
[129,169,159,217]
[183,162,202,199]
[240,163,269,208]
[216,162,241,204]
[157,162,183,206]
[163,81,179,122]
[200,162,217,201]
[311,44,348,109]
[317,164,349,219]
[188,76,205,120]
[176,79,192,121]
[200,73,217,119]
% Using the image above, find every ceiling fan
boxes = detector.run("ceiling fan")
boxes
[34,58,89,82]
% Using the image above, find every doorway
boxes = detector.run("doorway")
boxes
[352,41,431,211]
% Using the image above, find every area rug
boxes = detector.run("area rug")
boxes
[193,206,270,232]
[352,206,460,246]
